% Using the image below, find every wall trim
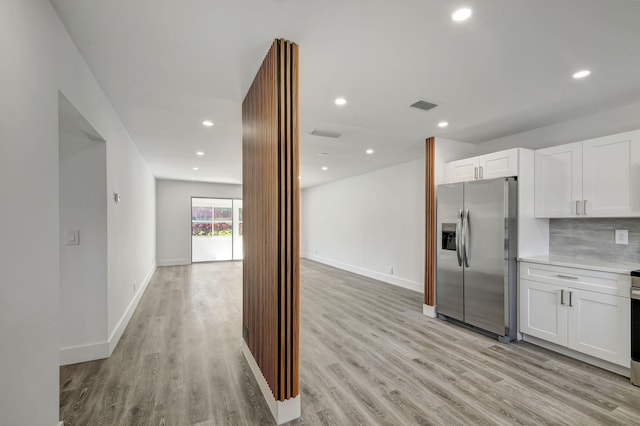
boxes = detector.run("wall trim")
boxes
[59,262,157,365]
[157,258,190,267]
[242,341,301,424]
[303,253,423,294]
[108,262,157,354]
[422,304,437,318]
[523,334,630,378]
[59,341,110,366]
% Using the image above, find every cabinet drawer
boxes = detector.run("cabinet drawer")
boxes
[520,262,630,297]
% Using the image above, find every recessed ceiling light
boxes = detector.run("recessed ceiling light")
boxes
[452,8,472,22]
[438,121,449,128]
[334,97,347,106]
[193,167,199,171]
[573,69,591,79]
[202,120,214,127]
[366,149,374,155]
[196,151,204,156]
[321,166,328,171]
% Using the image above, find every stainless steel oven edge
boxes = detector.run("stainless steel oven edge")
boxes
[632,273,640,386]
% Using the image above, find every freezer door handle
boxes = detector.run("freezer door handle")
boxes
[462,208,470,267]
[455,209,463,266]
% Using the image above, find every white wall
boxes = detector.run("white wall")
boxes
[0,1,156,424]
[59,103,108,359]
[301,140,475,293]
[156,179,242,266]
[475,99,640,154]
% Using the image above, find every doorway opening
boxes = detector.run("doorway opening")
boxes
[191,197,243,262]
[58,92,108,365]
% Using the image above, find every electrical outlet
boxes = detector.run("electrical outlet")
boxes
[388,266,394,275]
[615,229,629,245]
[133,282,136,293]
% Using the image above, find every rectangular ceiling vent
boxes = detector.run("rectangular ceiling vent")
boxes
[410,100,438,112]
[310,129,342,139]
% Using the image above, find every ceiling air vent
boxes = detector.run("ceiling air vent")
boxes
[410,100,438,111]
[310,129,342,139]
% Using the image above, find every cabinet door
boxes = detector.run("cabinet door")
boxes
[519,279,568,346]
[582,131,640,217]
[534,142,582,218]
[445,157,479,183]
[567,290,630,367]
[479,149,518,180]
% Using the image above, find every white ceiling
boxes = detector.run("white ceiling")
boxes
[51,0,640,188]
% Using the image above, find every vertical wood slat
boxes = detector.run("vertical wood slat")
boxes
[242,38,299,402]
[425,137,436,306]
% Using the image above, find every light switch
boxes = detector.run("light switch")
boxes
[615,229,628,245]
[66,230,80,246]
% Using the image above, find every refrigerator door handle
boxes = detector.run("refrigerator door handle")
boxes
[463,208,470,267]
[456,209,463,266]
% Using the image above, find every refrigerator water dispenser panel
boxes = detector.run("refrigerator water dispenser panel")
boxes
[442,223,457,251]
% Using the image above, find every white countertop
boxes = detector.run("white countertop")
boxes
[518,255,640,275]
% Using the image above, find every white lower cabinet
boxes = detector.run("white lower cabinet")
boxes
[519,262,630,368]
[567,290,630,366]
[520,279,568,346]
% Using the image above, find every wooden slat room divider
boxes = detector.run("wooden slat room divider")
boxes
[424,137,436,307]
[242,38,299,404]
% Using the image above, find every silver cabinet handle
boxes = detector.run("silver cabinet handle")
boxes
[575,200,581,215]
[631,288,640,300]
[569,291,573,307]
[479,166,483,179]
[474,167,478,180]
[560,289,565,305]
[557,274,578,280]
[583,200,587,215]
[463,209,470,267]
[456,209,463,267]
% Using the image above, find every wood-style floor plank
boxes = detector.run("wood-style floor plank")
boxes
[60,259,640,425]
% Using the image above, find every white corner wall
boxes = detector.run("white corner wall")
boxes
[59,116,108,361]
[0,1,156,424]
[156,179,242,266]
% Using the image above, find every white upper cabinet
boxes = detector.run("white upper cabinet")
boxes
[582,131,640,217]
[445,157,479,183]
[445,148,518,183]
[534,130,640,218]
[479,149,518,180]
[534,142,582,218]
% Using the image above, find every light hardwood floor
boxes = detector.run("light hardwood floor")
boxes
[60,260,640,425]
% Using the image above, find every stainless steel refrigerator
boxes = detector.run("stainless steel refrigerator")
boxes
[436,177,517,342]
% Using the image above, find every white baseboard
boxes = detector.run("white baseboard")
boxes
[303,253,423,294]
[422,304,437,318]
[59,341,110,366]
[157,258,190,267]
[59,262,157,365]
[242,341,300,424]
[108,262,156,354]
[523,334,630,378]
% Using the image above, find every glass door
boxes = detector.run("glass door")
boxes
[233,199,243,260]
[191,197,243,262]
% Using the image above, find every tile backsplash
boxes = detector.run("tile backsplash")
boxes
[549,218,640,264]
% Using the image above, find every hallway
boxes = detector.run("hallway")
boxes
[60,261,640,425]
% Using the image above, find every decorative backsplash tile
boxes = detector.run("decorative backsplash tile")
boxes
[549,218,640,264]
